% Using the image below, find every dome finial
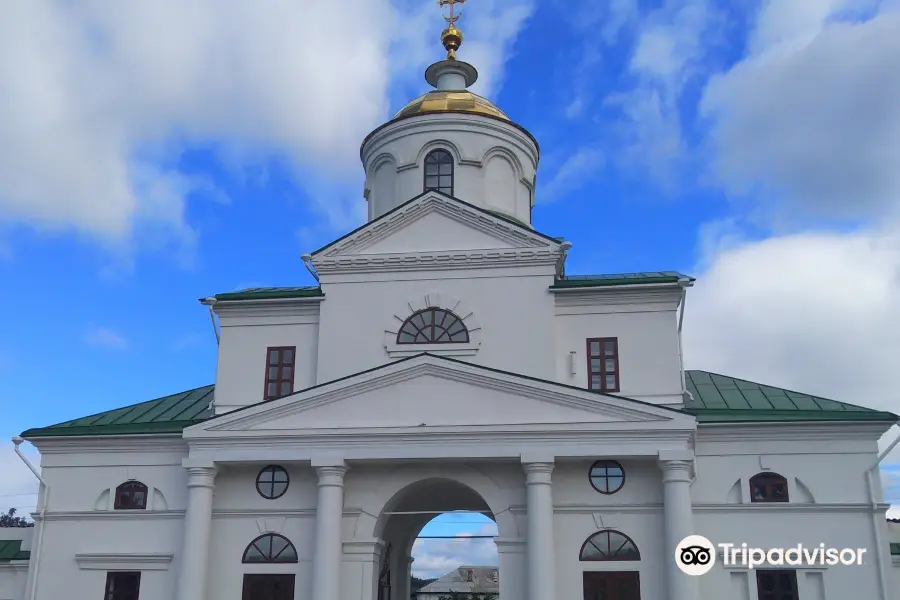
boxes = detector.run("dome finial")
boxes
[438,0,466,60]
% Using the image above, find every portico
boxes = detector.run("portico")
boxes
[173,354,699,600]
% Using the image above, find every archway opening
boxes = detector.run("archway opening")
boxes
[376,478,500,600]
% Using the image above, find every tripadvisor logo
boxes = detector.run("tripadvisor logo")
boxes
[675,536,868,576]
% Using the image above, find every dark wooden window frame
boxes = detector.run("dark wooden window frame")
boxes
[263,346,296,401]
[423,149,454,196]
[105,571,141,600]
[396,308,469,344]
[749,472,790,503]
[586,337,620,393]
[589,460,626,495]
[256,465,290,500]
[113,481,148,510]
[242,533,299,564]
[582,571,641,600]
[579,530,642,562]
[755,569,798,600]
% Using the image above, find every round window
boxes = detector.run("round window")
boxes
[256,465,290,500]
[589,460,625,494]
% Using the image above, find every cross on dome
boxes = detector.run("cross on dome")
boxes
[438,0,467,60]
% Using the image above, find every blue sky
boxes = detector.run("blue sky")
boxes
[1,0,900,576]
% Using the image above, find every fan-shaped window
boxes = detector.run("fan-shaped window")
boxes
[424,149,454,196]
[750,472,789,503]
[242,533,298,563]
[397,308,469,344]
[114,481,148,510]
[580,530,641,561]
[589,460,625,494]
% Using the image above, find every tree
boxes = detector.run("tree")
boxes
[0,508,34,527]
[411,576,438,591]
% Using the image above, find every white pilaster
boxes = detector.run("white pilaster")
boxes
[312,459,348,600]
[659,451,699,600]
[522,457,555,600]
[175,461,217,600]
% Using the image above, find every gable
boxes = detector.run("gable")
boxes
[310,192,561,272]
[352,209,521,254]
[195,355,690,435]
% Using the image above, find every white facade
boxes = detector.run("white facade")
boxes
[4,37,899,600]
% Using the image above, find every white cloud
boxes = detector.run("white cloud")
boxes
[605,0,722,184]
[0,442,40,518]
[84,325,129,350]
[0,0,533,253]
[412,524,498,579]
[699,6,900,221]
[536,148,604,203]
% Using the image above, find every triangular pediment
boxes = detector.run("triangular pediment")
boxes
[311,191,561,260]
[188,355,695,436]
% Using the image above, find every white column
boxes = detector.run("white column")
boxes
[523,457,555,600]
[659,451,699,600]
[311,459,348,600]
[175,460,217,600]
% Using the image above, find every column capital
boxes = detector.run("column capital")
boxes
[658,458,693,483]
[315,464,348,487]
[182,460,217,489]
[522,461,554,485]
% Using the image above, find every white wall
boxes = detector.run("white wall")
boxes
[315,266,558,384]
[15,428,896,600]
[361,115,538,225]
[553,286,685,406]
[213,300,321,414]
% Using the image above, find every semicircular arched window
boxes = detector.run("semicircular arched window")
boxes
[242,533,299,563]
[749,472,789,503]
[397,308,469,344]
[424,149,454,196]
[114,481,148,510]
[579,530,641,561]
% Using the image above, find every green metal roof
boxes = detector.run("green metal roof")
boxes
[0,540,30,562]
[683,370,898,423]
[552,272,694,288]
[21,385,214,438]
[20,367,896,438]
[208,287,323,302]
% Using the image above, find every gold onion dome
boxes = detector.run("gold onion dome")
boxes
[394,91,510,121]
[390,1,510,123]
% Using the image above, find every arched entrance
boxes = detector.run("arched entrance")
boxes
[374,478,500,600]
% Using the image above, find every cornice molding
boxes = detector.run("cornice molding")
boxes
[696,421,891,442]
[196,360,688,436]
[362,114,539,167]
[553,286,683,309]
[41,510,185,521]
[312,194,560,275]
[214,299,322,321]
[506,502,887,514]
[314,248,560,274]
[75,552,174,571]
[32,435,187,455]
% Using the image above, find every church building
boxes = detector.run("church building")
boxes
[2,6,899,600]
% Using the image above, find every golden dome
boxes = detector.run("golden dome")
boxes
[393,90,511,122]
